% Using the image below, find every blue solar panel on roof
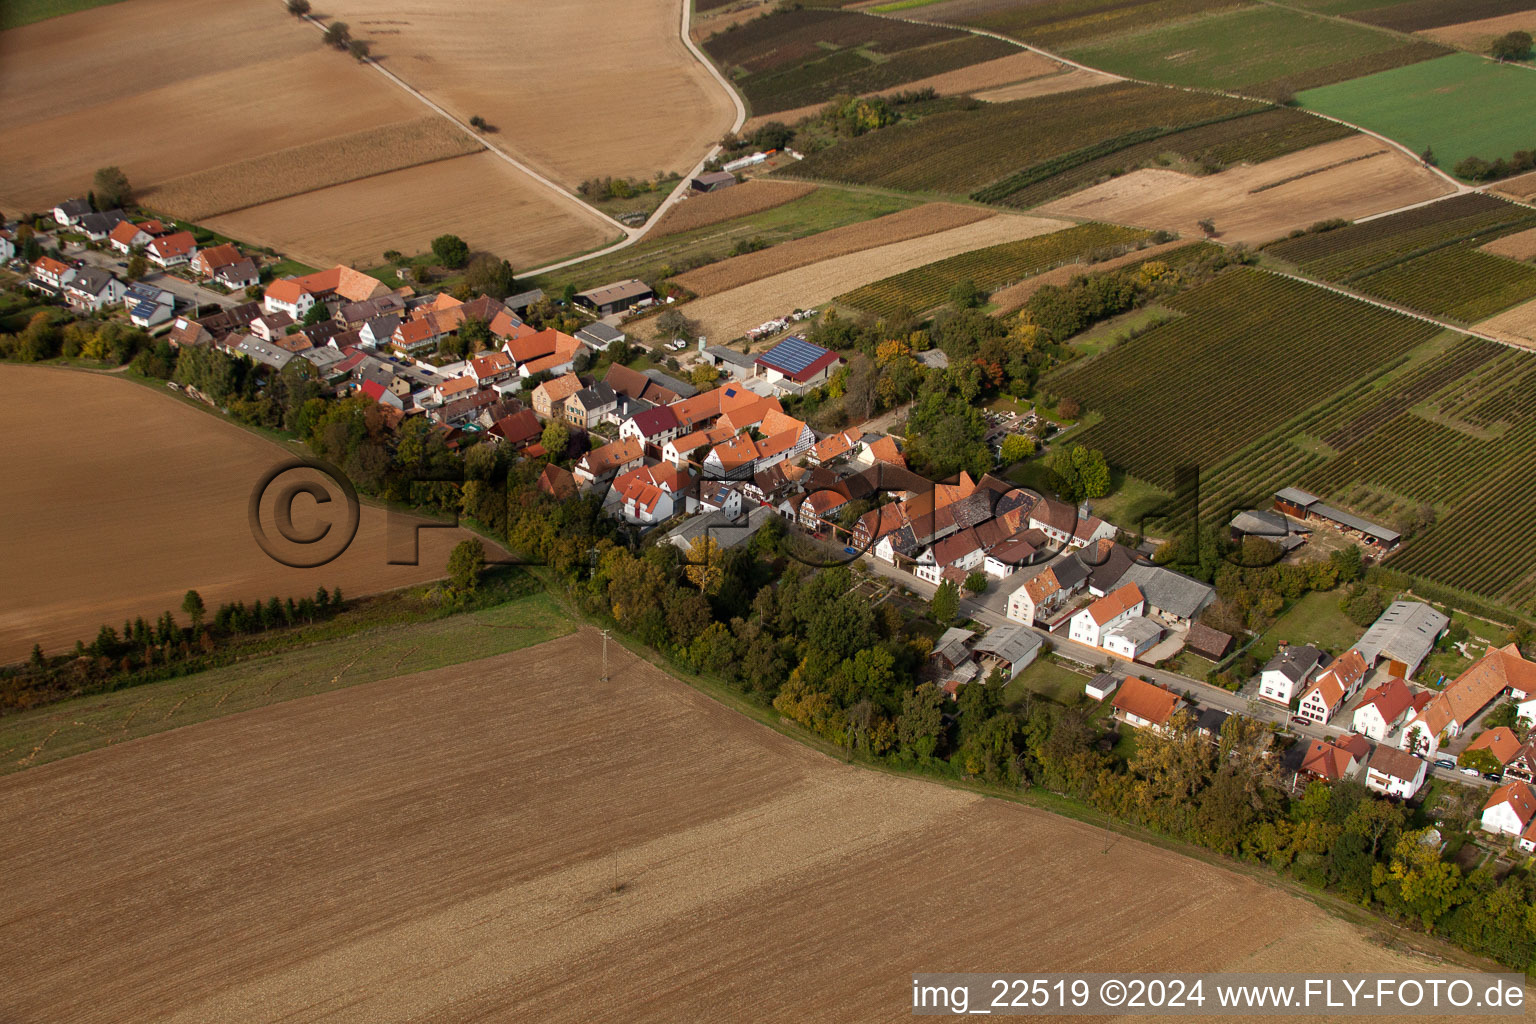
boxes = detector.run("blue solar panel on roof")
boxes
[724,387,737,396]
[761,335,828,374]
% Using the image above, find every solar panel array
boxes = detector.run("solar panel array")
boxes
[759,335,828,374]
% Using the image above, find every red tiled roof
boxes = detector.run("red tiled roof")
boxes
[147,231,196,258]
[1469,726,1523,765]
[1086,582,1142,626]
[1112,676,1179,726]
[1484,781,1536,827]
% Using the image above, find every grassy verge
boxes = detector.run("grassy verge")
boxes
[0,587,571,775]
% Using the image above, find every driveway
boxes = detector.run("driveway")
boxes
[66,244,240,313]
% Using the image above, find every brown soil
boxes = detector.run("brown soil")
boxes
[0,365,495,664]
[0,627,1481,1022]
[1476,295,1536,347]
[320,0,737,187]
[0,0,424,213]
[972,66,1119,102]
[1040,135,1455,247]
[650,179,818,237]
[1420,10,1536,51]
[673,202,993,296]
[1481,225,1536,260]
[684,213,1070,341]
[988,239,1192,314]
[742,50,1066,132]
[204,153,615,271]
[1492,171,1536,201]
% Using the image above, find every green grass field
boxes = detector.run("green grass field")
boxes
[1248,590,1367,664]
[1,0,124,30]
[531,186,917,293]
[0,590,573,776]
[1065,5,1431,96]
[1003,658,1091,706]
[1299,53,1536,173]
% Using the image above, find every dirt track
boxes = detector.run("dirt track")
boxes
[1040,135,1454,246]
[0,365,489,663]
[0,627,1478,1022]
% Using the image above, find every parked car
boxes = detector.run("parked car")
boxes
[1460,766,1482,777]
[1434,758,1456,770]
[1484,773,1503,782]
[1290,716,1311,726]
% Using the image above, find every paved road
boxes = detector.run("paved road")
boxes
[66,245,237,312]
[859,554,1493,788]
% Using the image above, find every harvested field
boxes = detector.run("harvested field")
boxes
[989,239,1192,313]
[205,153,614,272]
[1482,225,1536,261]
[0,0,424,213]
[650,180,817,237]
[904,0,1253,48]
[319,0,736,187]
[739,49,1067,132]
[971,66,1117,102]
[1421,9,1536,50]
[0,627,1473,1022]
[1039,135,1453,246]
[0,365,495,665]
[671,202,992,296]
[1493,170,1536,201]
[1475,296,1536,347]
[684,212,1070,339]
[143,117,484,221]
[1349,0,1536,33]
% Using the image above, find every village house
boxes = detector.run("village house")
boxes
[1480,781,1536,838]
[1466,727,1522,774]
[29,256,75,291]
[620,406,683,455]
[1102,616,1163,661]
[263,279,317,320]
[145,231,197,268]
[984,532,1043,579]
[108,219,160,254]
[1504,738,1536,783]
[1297,734,1371,784]
[1111,676,1182,734]
[77,209,129,241]
[1364,745,1427,799]
[249,312,295,343]
[63,267,125,312]
[488,409,542,450]
[807,429,863,467]
[857,434,906,470]
[662,426,734,468]
[434,375,481,406]
[1400,643,1535,758]
[359,378,405,411]
[666,505,772,554]
[51,198,92,226]
[1350,601,1449,680]
[1114,563,1215,626]
[537,463,578,501]
[1068,582,1145,649]
[574,437,645,487]
[564,383,619,429]
[1027,497,1116,550]
[339,294,407,330]
[1258,645,1327,707]
[1296,649,1369,725]
[1004,556,1088,626]
[531,373,583,418]
[507,328,582,377]
[575,321,625,352]
[608,462,693,526]
[359,314,402,350]
[1351,677,1417,741]
[468,352,517,387]
[603,362,679,407]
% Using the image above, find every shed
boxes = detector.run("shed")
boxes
[690,170,737,193]
[574,279,654,316]
[1085,673,1118,701]
[970,624,1043,680]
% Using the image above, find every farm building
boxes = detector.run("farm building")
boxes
[574,279,654,316]
[1272,487,1400,550]
[667,505,773,553]
[754,335,843,389]
[1229,508,1309,551]
[1184,623,1232,661]
[701,344,758,381]
[690,170,737,193]
[1114,563,1214,625]
[575,321,625,351]
[1349,601,1449,680]
[1400,643,1536,759]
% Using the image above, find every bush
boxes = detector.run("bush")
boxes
[1491,30,1533,61]
[430,234,469,269]
[323,22,350,49]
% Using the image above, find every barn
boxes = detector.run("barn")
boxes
[574,279,654,316]
[753,335,843,390]
[690,170,737,193]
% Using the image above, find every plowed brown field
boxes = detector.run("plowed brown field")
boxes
[650,179,818,237]
[318,0,737,187]
[0,627,1477,1022]
[672,202,992,295]
[204,153,615,271]
[0,365,493,664]
[1040,135,1454,246]
[1481,225,1536,260]
[1421,10,1536,51]
[685,212,1070,340]
[973,66,1118,102]
[1476,295,1536,347]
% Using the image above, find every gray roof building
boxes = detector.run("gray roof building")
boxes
[645,368,696,398]
[933,627,977,669]
[1350,601,1449,678]
[234,336,295,370]
[504,288,545,311]
[1107,616,1163,646]
[971,624,1043,675]
[1116,563,1215,621]
[1263,644,1327,686]
[666,506,773,552]
[576,321,625,349]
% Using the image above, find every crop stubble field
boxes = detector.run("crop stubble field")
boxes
[319,0,736,187]
[1040,134,1453,246]
[0,365,488,665]
[650,180,818,236]
[0,628,1470,1022]
[683,212,1070,340]
[671,202,992,295]
[0,0,613,267]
